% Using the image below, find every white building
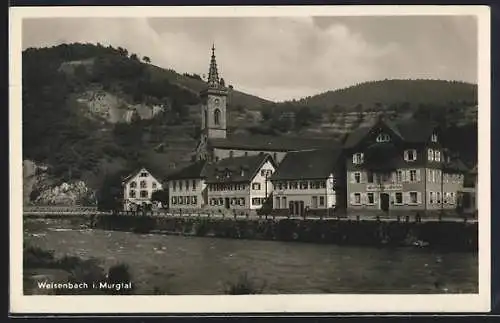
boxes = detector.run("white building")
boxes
[270,149,345,217]
[122,167,163,211]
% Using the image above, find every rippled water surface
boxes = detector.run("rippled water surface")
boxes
[24,219,478,294]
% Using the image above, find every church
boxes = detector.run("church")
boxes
[194,45,339,164]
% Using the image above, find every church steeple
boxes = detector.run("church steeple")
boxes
[207,43,221,89]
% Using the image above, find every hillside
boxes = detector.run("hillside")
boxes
[22,43,478,206]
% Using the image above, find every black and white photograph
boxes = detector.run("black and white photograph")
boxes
[10,5,491,313]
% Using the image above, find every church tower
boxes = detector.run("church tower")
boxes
[200,44,228,140]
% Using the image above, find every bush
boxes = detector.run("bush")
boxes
[225,272,266,295]
[107,263,134,294]
[23,245,56,269]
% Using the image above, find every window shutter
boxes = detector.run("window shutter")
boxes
[413,150,418,160]
[352,154,357,164]
[417,192,422,204]
[391,172,396,183]
[350,172,355,183]
[403,192,410,205]
[402,170,407,183]
[360,172,366,184]
[374,193,379,204]
[361,193,367,205]
[416,169,421,182]
[360,153,364,163]
[349,193,355,205]
[404,150,408,161]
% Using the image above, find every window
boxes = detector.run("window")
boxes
[140,190,148,198]
[252,183,261,190]
[300,181,308,189]
[218,198,224,206]
[140,180,147,188]
[252,198,262,205]
[395,192,403,205]
[312,196,318,208]
[229,150,234,158]
[260,170,265,176]
[214,108,221,126]
[129,190,136,198]
[376,133,391,142]
[275,197,281,209]
[409,170,417,182]
[429,192,435,204]
[320,181,326,189]
[404,149,417,161]
[191,196,197,204]
[319,196,325,206]
[240,198,246,206]
[434,150,441,162]
[367,193,375,204]
[367,171,374,183]
[396,170,403,183]
[450,192,455,204]
[353,153,364,164]
[290,181,298,189]
[354,193,361,205]
[152,182,157,189]
[215,156,220,162]
[244,151,248,157]
[192,180,196,190]
[431,133,438,142]
[282,197,287,207]
[409,192,418,204]
[437,192,441,204]
[130,181,137,188]
[172,197,177,205]
[179,181,183,190]
[140,172,148,177]
[185,180,189,190]
[428,149,434,161]
[354,172,361,183]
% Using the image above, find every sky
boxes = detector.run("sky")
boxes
[22,16,478,102]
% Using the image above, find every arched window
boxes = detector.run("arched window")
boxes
[214,108,221,126]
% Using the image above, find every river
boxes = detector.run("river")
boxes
[23,219,478,294]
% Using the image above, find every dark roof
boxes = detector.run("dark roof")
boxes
[270,149,343,180]
[166,160,208,180]
[443,158,469,173]
[343,118,439,149]
[205,154,273,184]
[208,134,338,152]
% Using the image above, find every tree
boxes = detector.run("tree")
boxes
[130,53,139,61]
[142,56,151,63]
[97,172,126,211]
[151,189,169,208]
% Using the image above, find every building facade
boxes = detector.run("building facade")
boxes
[122,167,163,211]
[270,149,345,217]
[343,118,467,216]
[167,160,208,210]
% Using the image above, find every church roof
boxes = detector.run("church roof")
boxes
[208,134,339,152]
[270,149,343,181]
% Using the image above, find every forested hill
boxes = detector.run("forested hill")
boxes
[291,79,477,109]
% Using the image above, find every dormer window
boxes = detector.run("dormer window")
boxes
[352,153,364,165]
[431,133,438,142]
[428,149,434,161]
[404,149,417,162]
[376,133,391,143]
[434,150,441,162]
[240,168,245,176]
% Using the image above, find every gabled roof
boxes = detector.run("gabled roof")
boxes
[208,134,339,152]
[205,154,274,184]
[167,160,208,180]
[343,118,439,149]
[122,167,164,184]
[270,149,343,181]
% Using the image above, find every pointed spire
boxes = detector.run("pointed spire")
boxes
[207,44,220,89]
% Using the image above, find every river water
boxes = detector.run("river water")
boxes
[23,219,478,295]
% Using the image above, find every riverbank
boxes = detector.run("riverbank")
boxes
[91,213,477,251]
